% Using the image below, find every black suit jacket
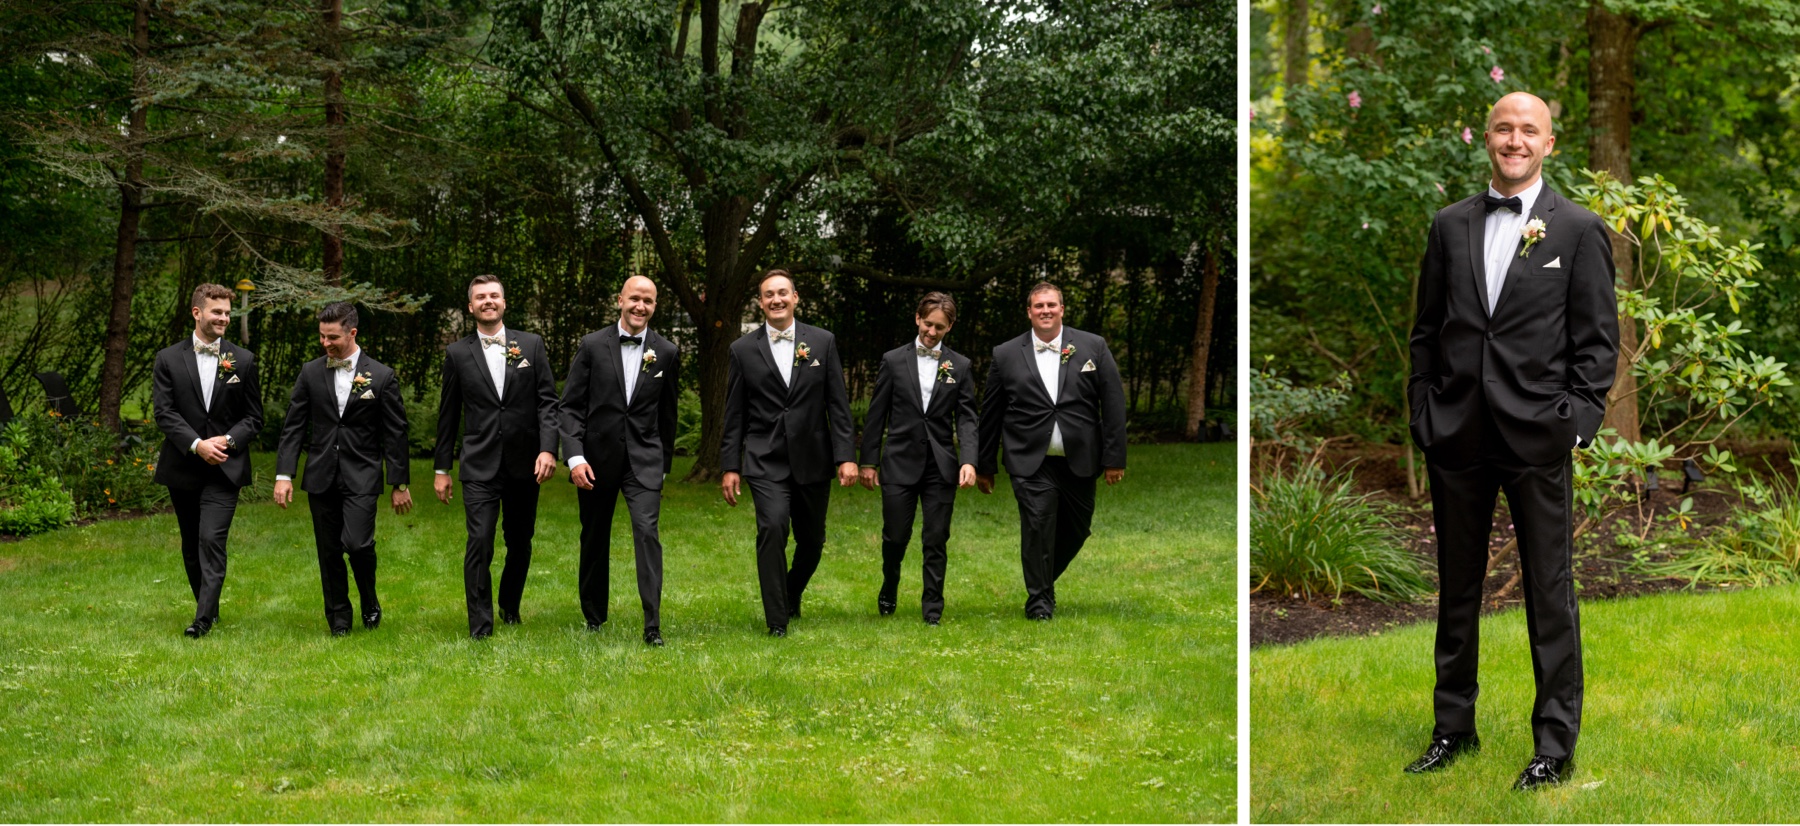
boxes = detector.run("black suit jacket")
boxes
[859,342,977,485]
[976,327,1128,479]
[277,352,411,495]
[152,338,263,490]
[434,330,560,482]
[720,322,855,484]
[1408,185,1619,466]
[560,327,680,490]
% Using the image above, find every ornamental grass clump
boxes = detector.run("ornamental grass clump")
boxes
[1251,468,1430,604]
[1650,470,1800,589]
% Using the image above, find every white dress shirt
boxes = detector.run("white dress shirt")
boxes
[279,347,359,482]
[188,334,221,454]
[915,337,941,408]
[568,323,650,472]
[477,325,508,398]
[1482,177,1543,317]
[1031,329,1066,457]
[767,322,796,386]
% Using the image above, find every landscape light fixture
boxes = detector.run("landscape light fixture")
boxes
[1682,458,1704,493]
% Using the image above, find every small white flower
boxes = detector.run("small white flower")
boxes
[1519,217,1547,257]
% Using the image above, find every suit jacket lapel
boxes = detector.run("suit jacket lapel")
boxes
[1056,334,1081,401]
[599,331,628,406]
[317,361,341,423]
[177,339,207,412]
[467,337,502,408]
[1465,197,1492,316]
[783,324,805,400]
[1490,186,1559,319]
[206,342,230,414]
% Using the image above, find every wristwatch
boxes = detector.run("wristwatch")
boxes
[224,434,237,450]
[394,484,409,492]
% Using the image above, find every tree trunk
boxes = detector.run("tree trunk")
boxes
[99,0,152,431]
[685,311,736,481]
[1185,242,1220,441]
[321,0,346,285]
[1587,1,1641,443]
[1282,0,1307,128]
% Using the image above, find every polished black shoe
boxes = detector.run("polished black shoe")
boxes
[330,627,351,638]
[471,629,492,640]
[878,598,897,616]
[767,626,787,638]
[586,622,606,632]
[183,618,212,638]
[644,629,664,647]
[362,608,382,630]
[924,617,941,626]
[1513,755,1571,791]
[501,610,522,625]
[1404,733,1481,774]
[1026,608,1053,621]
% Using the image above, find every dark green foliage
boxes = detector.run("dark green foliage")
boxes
[1251,468,1429,604]
[0,410,165,524]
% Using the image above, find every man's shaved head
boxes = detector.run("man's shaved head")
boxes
[1486,92,1553,134]
[1484,92,1556,195]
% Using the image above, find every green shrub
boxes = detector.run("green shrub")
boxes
[1,411,165,517]
[674,388,702,456]
[1251,468,1430,604]
[1647,471,1800,588]
[0,442,75,536]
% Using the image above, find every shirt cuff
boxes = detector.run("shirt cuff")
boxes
[435,469,449,475]
[190,438,201,454]
[275,475,292,482]
[568,456,588,469]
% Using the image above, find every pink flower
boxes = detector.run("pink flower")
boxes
[1490,66,1505,83]
[1348,90,1363,108]
[1372,3,1382,13]
[1430,525,1437,533]
[1248,105,1256,120]
[1361,222,1369,229]
[1435,182,1446,194]
[1482,45,1492,54]
[1462,126,1473,144]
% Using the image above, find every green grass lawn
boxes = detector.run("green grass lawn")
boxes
[1253,585,1800,822]
[0,443,1232,822]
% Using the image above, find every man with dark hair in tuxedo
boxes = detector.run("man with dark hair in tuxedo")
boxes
[560,275,680,646]
[152,282,264,638]
[274,301,413,637]
[976,282,1127,621]
[433,275,561,640]
[720,269,858,637]
[859,291,977,625]
[1402,92,1618,791]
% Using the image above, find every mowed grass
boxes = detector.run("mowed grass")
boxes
[1253,585,1800,822]
[0,443,1232,822]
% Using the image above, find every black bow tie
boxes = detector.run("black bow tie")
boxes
[1482,194,1523,214]
[620,334,642,346]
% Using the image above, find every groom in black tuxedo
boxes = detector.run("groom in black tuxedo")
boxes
[151,283,264,638]
[275,302,413,636]
[1403,92,1618,790]
[433,275,560,640]
[720,270,858,637]
[859,291,977,624]
[976,282,1127,620]
[561,275,680,645]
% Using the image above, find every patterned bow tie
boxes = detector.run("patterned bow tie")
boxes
[769,327,795,343]
[480,335,505,348]
[916,345,941,359]
[620,334,643,346]
[194,341,220,357]
[1482,193,1523,214]
[327,357,353,371]
[1035,340,1058,353]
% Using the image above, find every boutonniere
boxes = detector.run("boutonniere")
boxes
[794,342,811,367]
[642,350,657,371]
[505,341,523,365]
[1519,217,1547,258]
[1060,343,1076,365]
[937,360,955,384]
[351,371,372,393]
[217,351,236,376]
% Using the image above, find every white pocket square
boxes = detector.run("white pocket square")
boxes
[225,375,240,384]
[944,377,956,384]
[359,390,374,400]
[1081,359,1096,372]
[653,371,663,378]
[810,359,820,366]
[517,358,531,367]
[1544,257,1562,269]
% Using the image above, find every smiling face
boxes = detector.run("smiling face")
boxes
[758,273,798,329]
[192,298,232,343]
[319,321,356,360]
[916,308,952,348]
[468,280,506,327]
[1485,93,1555,195]
[617,276,657,334]
[1027,288,1064,339]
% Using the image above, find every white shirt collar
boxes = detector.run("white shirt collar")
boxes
[1486,177,1545,217]
[1033,327,1063,352]
[194,333,221,351]
[766,321,797,340]
[915,336,944,355]
[340,346,361,368]
[477,326,507,343]
[618,322,648,342]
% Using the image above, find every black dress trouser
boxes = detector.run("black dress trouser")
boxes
[879,461,956,622]
[307,487,379,632]
[577,452,664,631]
[462,476,541,636]
[170,482,239,624]
[1427,412,1583,760]
[744,475,831,630]
[1009,456,1097,617]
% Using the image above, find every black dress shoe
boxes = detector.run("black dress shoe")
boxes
[644,629,664,647]
[183,619,212,638]
[330,627,351,638]
[767,626,787,638]
[925,617,940,626]
[471,630,492,640]
[362,608,381,630]
[1404,733,1481,774]
[878,598,897,616]
[586,622,606,632]
[502,610,521,625]
[1513,755,1571,791]
[1026,609,1053,621]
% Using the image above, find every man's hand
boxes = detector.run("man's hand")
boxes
[195,439,229,465]
[837,462,858,487]
[959,464,976,488]
[205,435,232,454]
[534,451,556,484]
[273,479,294,509]
[976,473,995,494]
[721,471,741,506]
[571,463,595,490]
[434,473,454,504]
[391,487,414,515]
[859,466,879,490]
[1104,467,1125,486]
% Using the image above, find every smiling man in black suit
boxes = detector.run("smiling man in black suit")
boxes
[976,282,1127,621]
[560,275,680,646]
[151,283,264,638]
[1403,92,1618,790]
[720,269,858,637]
[858,291,977,625]
[274,302,413,637]
[433,274,561,640]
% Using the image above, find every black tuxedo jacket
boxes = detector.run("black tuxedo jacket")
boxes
[859,342,977,485]
[434,331,560,482]
[151,338,264,490]
[976,326,1128,479]
[720,322,855,484]
[277,352,411,495]
[559,327,680,490]
[1408,184,1619,466]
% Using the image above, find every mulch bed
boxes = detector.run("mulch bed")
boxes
[1251,438,1795,648]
